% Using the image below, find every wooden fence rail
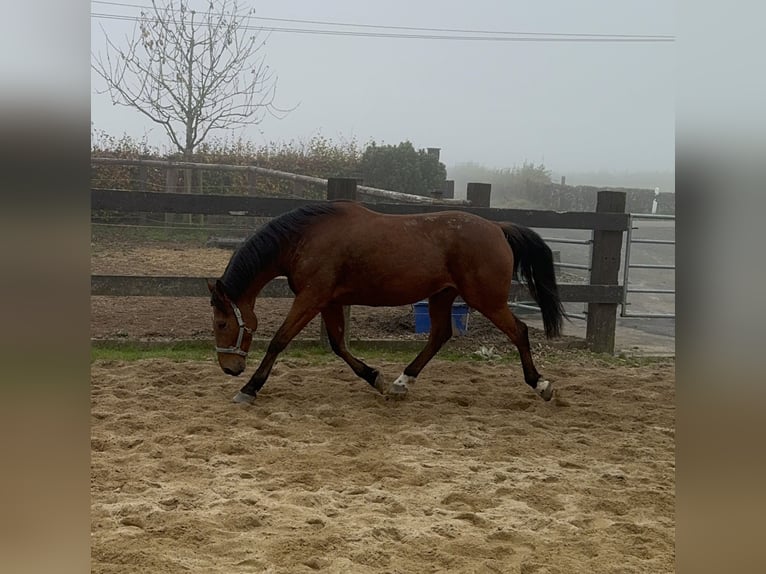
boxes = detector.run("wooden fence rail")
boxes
[90,275,624,303]
[91,177,628,353]
[91,189,628,231]
[91,157,470,206]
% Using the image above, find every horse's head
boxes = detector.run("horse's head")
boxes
[207,279,257,376]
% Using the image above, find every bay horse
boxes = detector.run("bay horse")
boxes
[208,200,565,405]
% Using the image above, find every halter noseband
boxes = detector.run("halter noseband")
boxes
[215,301,253,357]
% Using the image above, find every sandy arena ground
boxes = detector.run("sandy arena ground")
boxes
[91,356,674,573]
[91,243,675,573]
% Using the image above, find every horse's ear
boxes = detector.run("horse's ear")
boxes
[206,278,228,299]
[215,280,229,300]
[207,279,229,310]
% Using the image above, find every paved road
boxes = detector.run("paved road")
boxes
[618,316,675,339]
[517,310,675,357]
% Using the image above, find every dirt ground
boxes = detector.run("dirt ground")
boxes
[91,243,675,573]
[91,357,675,574]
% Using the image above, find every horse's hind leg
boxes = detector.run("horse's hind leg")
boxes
[480,305,554,401]
[321,304,386,394]
[390,288,457,398]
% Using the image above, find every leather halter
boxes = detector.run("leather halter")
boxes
[215,301,253,357]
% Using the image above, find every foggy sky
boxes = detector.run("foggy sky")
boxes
[90,0,674,173]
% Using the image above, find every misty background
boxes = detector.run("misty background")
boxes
[90,0,675,193]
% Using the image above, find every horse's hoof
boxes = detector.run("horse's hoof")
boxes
[387,383,409,400]
[232,391,256,404]
[372,373,387,395]
[535,379,554,401]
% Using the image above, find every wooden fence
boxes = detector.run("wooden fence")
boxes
[91,156,470,206]
[91,172,629,353]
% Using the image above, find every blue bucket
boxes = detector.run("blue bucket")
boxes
[413,301,470,335]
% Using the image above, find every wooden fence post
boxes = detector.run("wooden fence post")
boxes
[443,180,455,199]
[138,165,148,192]
[165,167,178,193]
[184,168,194,224]
[466,182,491,207]
[586,190,627,353]
[247,170,258,195]
[326,177,358,201]
[164,167,179,225]
[319,178,357,350]
[137,165,149,224]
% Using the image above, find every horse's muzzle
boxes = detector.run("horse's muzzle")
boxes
[223,366,244,377]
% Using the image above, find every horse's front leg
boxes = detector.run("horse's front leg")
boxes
[233,298,320,404]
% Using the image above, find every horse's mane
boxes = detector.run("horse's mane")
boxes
[220,202,341,300]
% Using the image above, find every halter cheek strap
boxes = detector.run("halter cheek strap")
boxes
[215,301,253,357]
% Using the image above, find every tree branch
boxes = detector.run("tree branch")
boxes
[92,0,286,155]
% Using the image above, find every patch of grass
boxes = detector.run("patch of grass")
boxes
[91,339,520,364]
[91,340,217,362]
[536,346,674,368]
[91,339,673,367]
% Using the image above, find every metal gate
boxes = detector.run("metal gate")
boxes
[510,234,592,321]
[620,213,675,319]
[509,214,675,321]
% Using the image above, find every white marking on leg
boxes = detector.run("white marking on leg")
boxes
[389,373,416,395]
[392,374,416,388]
[535,379,553,401]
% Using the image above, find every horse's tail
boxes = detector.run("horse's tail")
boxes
[499,223,566,338]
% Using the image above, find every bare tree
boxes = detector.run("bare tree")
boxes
[92,0,286,157]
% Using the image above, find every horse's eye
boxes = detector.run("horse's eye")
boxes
[216,321,227,330]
